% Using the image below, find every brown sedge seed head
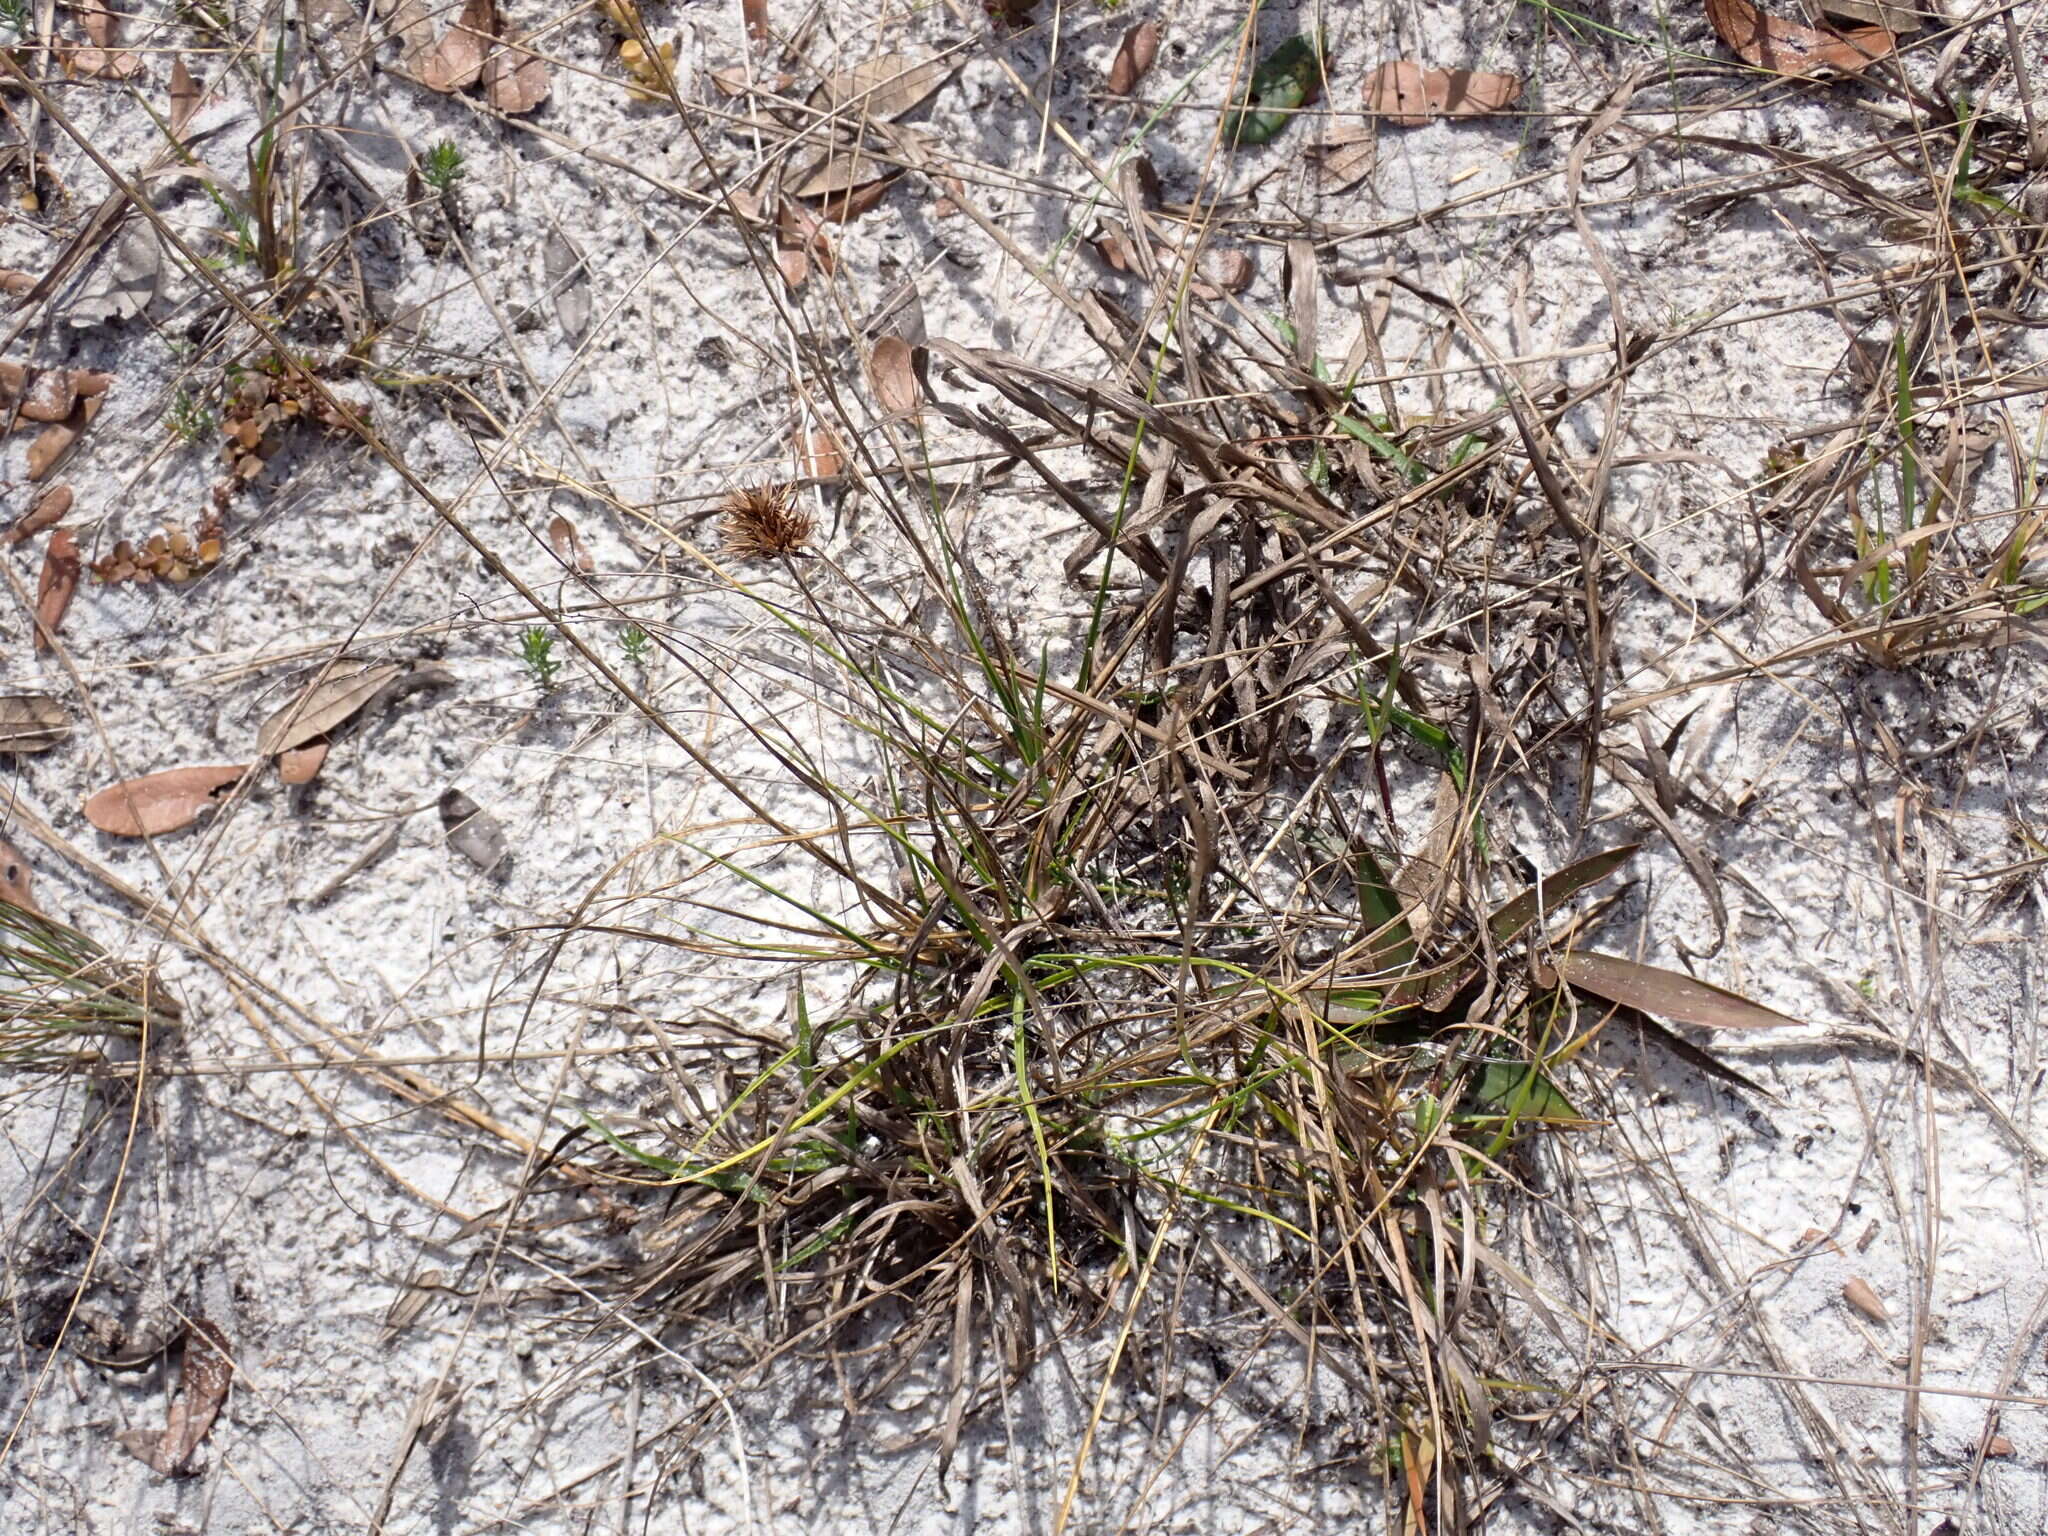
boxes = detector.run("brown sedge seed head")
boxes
[719,482,813,559]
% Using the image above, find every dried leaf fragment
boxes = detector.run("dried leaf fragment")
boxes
[8,484,72,544]
[867,336,922,419]
[421,0,490,91]
[256,659,408,756]
[0,835,36,912]
[1107,22,1159,95]
[484,38,549,113]
[277,738,330,784]
[1842,1276,1889,1323]
[1538,950,1801,1030]
[796,427,845,480]
[84,764,249,837]
[547,513,594,573]
[1367,61,1521,125]
[439,788,508,872]
[0,693,71,753]
[34,530,80,653]
[812,53,947,122]
[170,56,200,136]
[117,1320,233,1475]
[27,398,101,482]
[0,269,36,298]
[1704,0,1893,75]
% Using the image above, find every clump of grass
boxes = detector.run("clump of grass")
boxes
[717,482,812,559]
[0,901,182,1066]
[165,387,216,446]
[520,625,563,689]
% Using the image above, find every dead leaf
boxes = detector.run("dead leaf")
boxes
[118,1320,233,1475]
[741,0,768,41]
[809,174,894,224]
[867,336,921,418]
[547,513,594,572]
[543,232,590,341]
[256,659,407,756]
[1819,0,1920,30]
[1107,22,1160,96]
[26,398,99,481]
[1704,0,1894,75]
[33,529,80,653]
[812,53,947,123]
[1193,248,1254,297]
[84,764,249,837]
[439,788,507,872]
[1987,1435,2015,1457]
[8,484,72,544]
[1368,61,1521,124]
[1842,1276,1889,1323]
[17,369,78,424]
[0,269,36,298]
[277,738,329,784]
[1539,950,1801,1030]
[69,0,142,78]
[69,224,159,328]
[0,835,36,911]
[421,0,490,92]
[797,426,845,480]
[0,693,71,753]
[483,39,548,113]
[170,57,200,137]
[1310,121,1378,190]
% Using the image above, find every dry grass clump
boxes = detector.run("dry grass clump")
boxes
[718,482,813,560]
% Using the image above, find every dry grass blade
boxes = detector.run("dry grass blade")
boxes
[0,897,181,1062]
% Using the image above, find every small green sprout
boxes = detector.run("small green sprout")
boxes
[618,623,652,666]
[520,626,563,690]
[166,388,216,445]
[421,140,465,193]
[0,0,30,39]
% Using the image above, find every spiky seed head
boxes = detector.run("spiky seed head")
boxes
[719,482,813,559]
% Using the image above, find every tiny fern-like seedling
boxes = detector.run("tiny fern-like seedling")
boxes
[618,623,652,665]
[520,626,562,689]
[421,140,465,192]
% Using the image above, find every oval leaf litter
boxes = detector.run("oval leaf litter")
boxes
[85,764,249,837]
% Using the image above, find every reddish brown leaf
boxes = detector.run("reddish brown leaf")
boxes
[774,245,808,289]
[483,41,549,113]
[867,336,921,418]
[257,660,410,756]
[1107,21,1160,96]
[741,0,769,43]
[118,1321,233,1475]
[1538,949,1800,1030]
[421,0,490,92]
[1368,60,1522,124]
[84,764,249,837]
[27,398,100,482]
[1704,0,1893,75]
[8,485,72,544]
[19,369,78,424]
[1366,60,1432,126]
[1842,1275,1890,1323]
[796,426,845,480]
[0,269,35,298]
[277,738,330,784]
[0,835,37,912]
[170,57,200,137]
[547,513,594,573]
[1194,248,1254,297]
[33,530,80,654]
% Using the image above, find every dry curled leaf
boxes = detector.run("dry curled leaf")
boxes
[1538,950,1800,1030]
[118,1320,233,1475]
[84,764,249,837]
[1367,60,1521,125]
[547,513,594,573]
[277,738,330,784]
[867,336,921,418]
[256,659,411,756]
[0,835,36,912]
[1842,1276,1890,1324]
[33,529,80,654]
[421,0,489,91]
[8,484,72,544]
[1107,21,1160,96]
[0,693,71,753]
[484,39,549,113]
[439,788,508,872]
[1704,0,1893,75]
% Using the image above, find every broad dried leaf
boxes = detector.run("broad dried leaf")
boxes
[440,788,507,872]
[741,0,768,41]
[170,57,200,136]
[543,232,590,340]
[1704,0,1893,75]
[484,41,549,113]
[33,529,80,653]
[812,53,947,122]
[0,693,70,753]
[69,226,159,328]
[791,138,886,200]
[70,0,142,79]
[1368,61,1522,124]
[797,427,845,479]
[85,764,249,837]
[867,336,921,418]
[0,835,36,912]
[421,0,490,92]
[118,1320,232,1475]
[1487,843,1639,945]
[277,738,330,784]
[547,513,594,572]
[257,659,407,756]
[1311,121,1378,190]
[1107,21,1160,95]
[17,368,79,424]
[1366,60,1431,127]
[1542,950,1800,1030]
[8,484,72,544]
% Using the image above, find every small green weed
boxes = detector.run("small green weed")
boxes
[520,626,563,689]
[618,622,652,666]
[421,140,465,193]
[165,388,216,446]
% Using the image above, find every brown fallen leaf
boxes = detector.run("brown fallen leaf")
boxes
[741,0,769,42]
[118,1320,233,1475]
[796,426,845,480]
[18,369,78,424]
[0,269,36,298]
[439,788,508,872]
[1842,1275,1890,1324]
[0,834,36,911]
[867,336,921,418]
[27,397,101,482]
[1310,121,1378,190]
[547,513,594,573]
[69,0,143,78]
[1193,248,1254,298]
[1367,60,1521,125]
[1539,950,1801,1030]
[256,658,418,756]
[421,0,490,91]
[0,693,70,753]
[170,57,200,136]
[812,53,948,122]
[1704,0,1893,75]
[1107,21,1160,96]
[1987,1435,2015,1457]
[8,484,72,544]
[85,764,248,837]
[277,738,330,784]
[33,529,80,654]
[483,38,548,113]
